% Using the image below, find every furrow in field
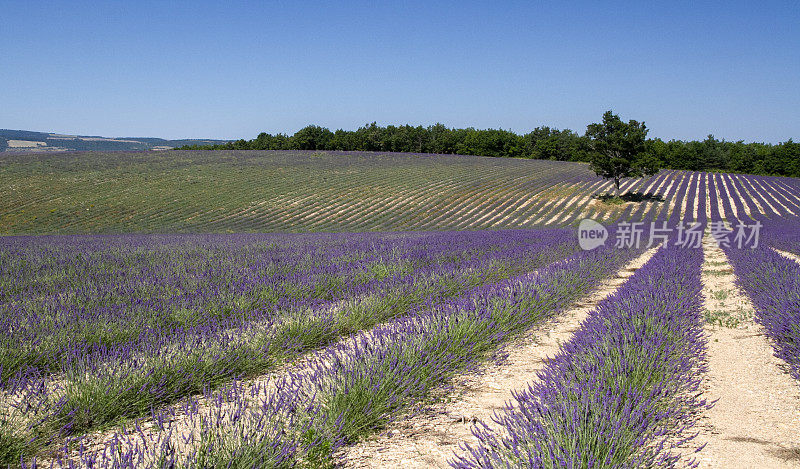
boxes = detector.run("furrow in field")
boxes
[526,173,596,224]
[695,172,706,220]
[333,170,446,229]
[681,172,697,221]
[621,177,645,193]
[511,173,591,224]
[682,172,699,221]
[726,173,759,219]
[523,180,591,226]
[717,173,741,221]
[226,166,399,229]
[771,179,800,211]
[434,167,539,229]
[481,169,578,227]
[271,179,391,229]
[542,180,596,225]
[725,173,754,222]
[418,179,502,230]
[669,172,692,223]
[625,172,671,222]
[711,173,727,221]
[656,171,684,221]
[589,176,647,225]
[738,174,781,217]
[12,232,578,466]
[750,177,797,217]
[499,174,586,227]
[774,248,800,264]
[339,183,429,230]
[448,167,533,226]
[422,179,508,228]
[468,172,546,228]
[508,175,587,222]
[523,188,571,226]
[345,171,461,228]
[552,181,602,226]
[556,178,610,225]
[362,167,500,230]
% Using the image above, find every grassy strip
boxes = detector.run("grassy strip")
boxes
[61,244,638,468]
[453,245,707,468]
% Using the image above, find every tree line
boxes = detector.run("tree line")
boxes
[178,121,800,178]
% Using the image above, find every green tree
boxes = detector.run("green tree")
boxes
[523,127,586,161]
[290,125,333,150]
[176,120,799,179]
[585,111,659,194]
[427,123,457,154]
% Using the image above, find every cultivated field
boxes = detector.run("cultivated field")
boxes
[2,150,800,234]
[1,150,799,467]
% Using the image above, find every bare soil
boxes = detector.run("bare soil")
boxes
[775,248,800,265]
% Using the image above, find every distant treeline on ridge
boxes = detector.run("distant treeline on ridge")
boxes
[178,123,800,178]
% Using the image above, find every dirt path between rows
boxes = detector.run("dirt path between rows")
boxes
[680,235,800,468]
[341,246,660,468]
[775,248,800,265]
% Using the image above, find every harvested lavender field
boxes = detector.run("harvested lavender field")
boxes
[3,151,800,234]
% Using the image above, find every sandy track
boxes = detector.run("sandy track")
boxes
[775,249,800,265]
[682,235,800,468]
[341,246,660,468]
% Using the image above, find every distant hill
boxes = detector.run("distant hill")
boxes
[0,129,229,152]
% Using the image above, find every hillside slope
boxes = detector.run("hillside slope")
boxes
[1,150,798,234]
[0,129,228,153]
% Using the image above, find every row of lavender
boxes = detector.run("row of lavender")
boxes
[454,245,707,468]
[578,169,800,227]
[724,230,800,382]
[1,229,580,464]
[44,234,640,467]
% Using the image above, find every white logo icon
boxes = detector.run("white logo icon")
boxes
[578,219,608,251]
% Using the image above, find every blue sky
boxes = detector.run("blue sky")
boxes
[1,1,798,142]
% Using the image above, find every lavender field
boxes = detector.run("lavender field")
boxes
[1,152,800,468]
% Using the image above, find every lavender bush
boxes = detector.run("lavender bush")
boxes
[724,242,800,381]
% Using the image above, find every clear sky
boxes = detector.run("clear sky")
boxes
[1,1,798,142]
